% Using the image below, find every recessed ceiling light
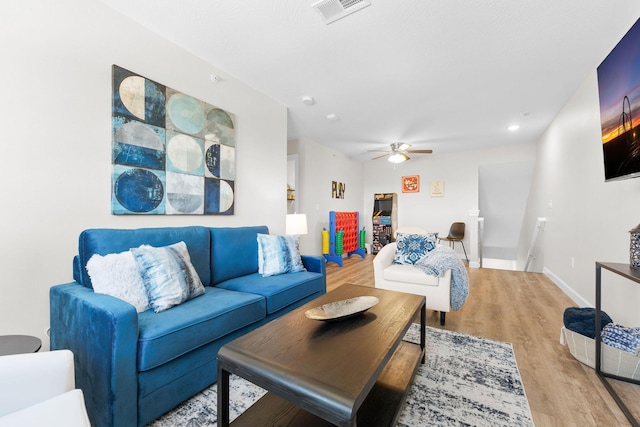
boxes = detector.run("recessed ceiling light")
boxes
[508,124,520,131]
[301,96,315,106]
[326,113,339,121]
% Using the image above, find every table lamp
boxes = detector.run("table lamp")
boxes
[286,214,308,236]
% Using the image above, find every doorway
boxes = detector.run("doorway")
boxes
[478,160,534,270]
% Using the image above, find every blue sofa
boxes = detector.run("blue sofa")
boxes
[49,225,326,427]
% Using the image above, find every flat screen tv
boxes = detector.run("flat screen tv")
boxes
[597,17,640,181]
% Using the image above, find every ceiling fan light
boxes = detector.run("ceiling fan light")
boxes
[388,152,408,163]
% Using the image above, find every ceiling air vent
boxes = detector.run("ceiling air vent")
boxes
[312,0,372,25]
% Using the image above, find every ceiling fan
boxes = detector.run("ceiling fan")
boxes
[369,142,433,163]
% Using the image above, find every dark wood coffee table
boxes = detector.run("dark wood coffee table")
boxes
[217,284,425,427]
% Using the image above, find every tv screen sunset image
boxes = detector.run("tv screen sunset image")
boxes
[597,18,640,181]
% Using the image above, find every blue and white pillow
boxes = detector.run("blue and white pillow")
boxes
[393,232,438,265]
[131,241,205,313]
[257,234,306,277]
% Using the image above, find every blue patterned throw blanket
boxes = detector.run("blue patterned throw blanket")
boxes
[602,323,640,355]
[415,245,469,310]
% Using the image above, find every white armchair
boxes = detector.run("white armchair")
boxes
[0,350,90,427]
[373,228,452,325]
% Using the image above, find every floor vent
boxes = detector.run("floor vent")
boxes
[312,0,371,25]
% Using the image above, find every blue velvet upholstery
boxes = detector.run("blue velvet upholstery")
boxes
[210,226,268,285]
[50,283,138,427]
[217,270,325,314]
[50,225,326,427]
[76,226,211,289]
[137,287,265,370]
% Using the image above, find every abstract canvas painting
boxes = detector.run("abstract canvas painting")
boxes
[112,65,236,214]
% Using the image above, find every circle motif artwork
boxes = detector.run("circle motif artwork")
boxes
[119,76,146,120]
[167,93,205,135]
[112,65,235,215]
[114,168,164,213]
[167,134,203,173]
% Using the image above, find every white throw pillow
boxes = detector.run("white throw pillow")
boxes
[86,251,150,313]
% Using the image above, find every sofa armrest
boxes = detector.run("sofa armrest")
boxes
[50,282,138,427]
[301,255,326,275]
[301,255,327,294]
[373,242,396,285]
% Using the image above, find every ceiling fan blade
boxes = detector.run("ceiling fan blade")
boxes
[406,149,433,154]
[371,154,390,160]
[367,149,392,153]
[398,143,411,151]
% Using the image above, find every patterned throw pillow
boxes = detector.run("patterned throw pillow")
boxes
[131,241,205,313]
[86,250,150,313]
[393,232,438,265]
[257,234,306,277]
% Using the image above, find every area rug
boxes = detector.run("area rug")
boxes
[148,325,534,426]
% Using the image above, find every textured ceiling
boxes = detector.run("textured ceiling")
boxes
[99,0,640,161]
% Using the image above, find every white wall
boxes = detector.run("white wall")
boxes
[479,160,535,260]
[290,138,364,256]
[522,71,640,326]
[287,154,299,214]
[363,144,536,263]
[1,0,288,348]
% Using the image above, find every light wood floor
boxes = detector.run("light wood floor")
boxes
[326,254,640,427]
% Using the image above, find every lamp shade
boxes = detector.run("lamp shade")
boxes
[286,214,308,235]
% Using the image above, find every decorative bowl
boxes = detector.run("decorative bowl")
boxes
[304,296,379,321]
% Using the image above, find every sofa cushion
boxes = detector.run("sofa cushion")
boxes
[85,250,150,313]
[383,264,441,286]
[131,242,205,313]
[136,287,266,371]
[257,234,306,277]
[216,271,325,315]
[76,227,211,289]
[210,226,269,285]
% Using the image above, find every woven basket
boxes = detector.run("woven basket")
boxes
[561,326,640,379]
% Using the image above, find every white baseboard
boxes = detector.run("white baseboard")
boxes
[543,267,591,307]
[482,258,517,271]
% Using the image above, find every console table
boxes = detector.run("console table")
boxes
[595,262,640,427]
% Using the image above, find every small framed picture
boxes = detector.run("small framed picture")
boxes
[430,181,445,197]
[402,175,420,193]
